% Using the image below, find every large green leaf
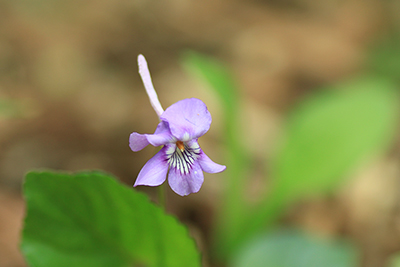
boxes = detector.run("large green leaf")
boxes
[231,230,358,267]
[21,171,201,267]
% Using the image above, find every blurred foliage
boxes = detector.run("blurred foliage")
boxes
[182,51,239,111]
[22,171,201,267]
[254,75,400,213]
[272,77,399,199]
[231,230,358,267]
[0,98,27,118]
[182,51,249,258]
[183,52,400,262]
[368,34,400,81]
[242,76,400,253]
[390,253,400,267]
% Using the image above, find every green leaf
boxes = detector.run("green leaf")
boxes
[389,253,400,267]
[368,35,400,80]
[271,76,400,201]
[229,76,400,259]
[21,171,201,267]
[231,230,358,267]
[182,52,248,258]
[181,51,239,112]
[0,98,26,118]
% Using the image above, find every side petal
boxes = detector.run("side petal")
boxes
[145,121,175,146]
[160,98,212,141]
[134,147,169,187]
[168,162,204,196]
[129,132,150,152]
[198,151,226,173]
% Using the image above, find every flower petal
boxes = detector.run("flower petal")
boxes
[160,98,211,141]
[129,132,150,152]
[198,151,226,173]
[146,121,175,146]
[168,161,204,196]
[138,54,164,117]
[134,147,169,187]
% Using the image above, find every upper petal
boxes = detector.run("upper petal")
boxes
[198,151,226,173]
[160,98,212,141]
[134,147,169,187]
[168,161,204,196]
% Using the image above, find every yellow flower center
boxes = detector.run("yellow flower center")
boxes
[176,141,185,152]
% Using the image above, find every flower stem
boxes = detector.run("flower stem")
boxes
[158,184,166,209]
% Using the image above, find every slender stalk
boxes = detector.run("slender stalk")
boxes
[158,184,166,209]
[138,55,164,118]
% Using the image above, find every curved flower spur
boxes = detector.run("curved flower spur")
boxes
[129,55,226,196]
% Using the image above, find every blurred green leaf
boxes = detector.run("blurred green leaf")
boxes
[182,51,239,111]
[231,230,358,267]
[21,171,201,267]
[231,76,400,258]
[182,52,248,259]
[368,35,400,81]
[390,253,400,267]
[271,76,399,201]
[0,98,25,118]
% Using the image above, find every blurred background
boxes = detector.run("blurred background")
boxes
[1,0,400,266]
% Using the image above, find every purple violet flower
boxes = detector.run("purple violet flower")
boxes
[129,55,226,196]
